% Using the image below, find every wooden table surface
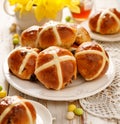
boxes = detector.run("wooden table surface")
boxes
[0,0,120,124]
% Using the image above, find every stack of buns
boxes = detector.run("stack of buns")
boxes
[7,21,110,90]
[0,96,36,124]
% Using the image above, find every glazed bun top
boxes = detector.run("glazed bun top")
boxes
[8,47,40,80]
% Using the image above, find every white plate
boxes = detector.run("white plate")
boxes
[29,100,53,124]
[3,56,115,101]
[81,21,120,42]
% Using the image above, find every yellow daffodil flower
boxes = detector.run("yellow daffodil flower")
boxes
[8,0,80,21]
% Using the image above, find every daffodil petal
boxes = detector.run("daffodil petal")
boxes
[8,0,16,5]
[71,0,80,5]
[26,0,34,11]
[70,5,80,13]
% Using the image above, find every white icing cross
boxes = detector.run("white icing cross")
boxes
[96,9,120,32]
[35,22,62,48]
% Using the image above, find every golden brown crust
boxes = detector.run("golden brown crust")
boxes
[89,8,120,34]
[20,26,40,48]
[75,41,109,81]
[38,27,58,49]
[8,47,40,80]
[0,96,36,124]
[35,46,76,90]
[75,26,91,44]
[57,24,77,47]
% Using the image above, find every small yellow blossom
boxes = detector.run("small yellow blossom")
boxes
[8,0,80,21]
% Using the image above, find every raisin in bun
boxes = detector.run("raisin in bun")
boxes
[35,46,76,90]
[8,47,40,80]
[89,8,120,34]
[0,96,36,124]
[75,41,109,81]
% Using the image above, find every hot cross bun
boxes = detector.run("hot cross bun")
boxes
[8,47,40,80]
[35,46,77,90]
[0,96,36,124]
[89,8,120,34]
[75,41,109,81]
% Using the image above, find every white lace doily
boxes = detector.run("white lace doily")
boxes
[79,42,120,119]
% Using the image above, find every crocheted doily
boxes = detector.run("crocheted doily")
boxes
[79,42,120,119]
